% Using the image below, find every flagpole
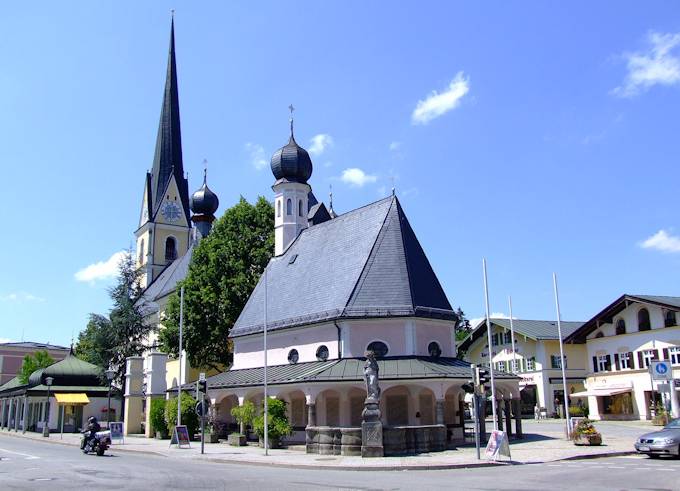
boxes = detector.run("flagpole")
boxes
[552,273,572,438]
[178,286,184,428]
[483,258,498,431]
[509,296,517,374]
[263,268,269,456]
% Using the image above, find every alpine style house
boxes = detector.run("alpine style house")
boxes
[198,120,519,447]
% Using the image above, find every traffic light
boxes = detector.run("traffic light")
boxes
[476,367,491,390]
[198,379,207,394]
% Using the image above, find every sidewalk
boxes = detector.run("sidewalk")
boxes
[0,419,644,471]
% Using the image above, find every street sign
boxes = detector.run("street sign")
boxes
[650,361,672,381]
[195,398,211,417]
[170,425,191,448]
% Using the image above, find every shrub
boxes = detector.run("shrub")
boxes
[231,400,256,434]
[571,418,600,439]
[568,406,587,417]
[253,398,293,446]
[165,392,199,439]
[150,398,168,436]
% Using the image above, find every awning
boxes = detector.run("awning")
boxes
[54,393,90,405]
[571,388,631,398]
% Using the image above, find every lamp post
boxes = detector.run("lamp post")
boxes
[105,368,116,428]
[43,376,53,437]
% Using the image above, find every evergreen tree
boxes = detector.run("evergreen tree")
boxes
[159,197,274,370]
[455,307,472,342]
[74,314,117,383]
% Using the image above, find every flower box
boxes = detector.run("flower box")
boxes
[573,433,602,446]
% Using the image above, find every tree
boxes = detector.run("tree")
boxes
[455,307,472,342]
[165,392,199,439]
[159,196,274,370]
[75,252,153,386]
[18,350,54,384]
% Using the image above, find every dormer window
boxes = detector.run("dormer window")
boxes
[615,319,626,335]
[638,308,651,331]
[665,310,676,328]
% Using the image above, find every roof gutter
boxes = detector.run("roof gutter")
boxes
[334,320,342,359]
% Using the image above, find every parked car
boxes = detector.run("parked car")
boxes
[634,418,680,458]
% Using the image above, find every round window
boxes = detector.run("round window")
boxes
[366,341,388,358]
[288,349,299,364]
[428,341,442,358]
[316,345,329,361]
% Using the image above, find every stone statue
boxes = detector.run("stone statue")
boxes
[363,351,381,401]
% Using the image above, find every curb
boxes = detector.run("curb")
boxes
[556,450,638,462]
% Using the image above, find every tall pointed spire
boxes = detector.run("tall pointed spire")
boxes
[149,14,190,219]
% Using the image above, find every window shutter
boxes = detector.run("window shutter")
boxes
[606,354,611,371]
[662,348,669,360]
[628,352,634,367]
[652,349,659,360]
[592,356,598,373]
[637,351,643,369]
[614,353,620,370]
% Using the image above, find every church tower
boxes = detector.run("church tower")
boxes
[135,17,191,288]
[270,111,314,256]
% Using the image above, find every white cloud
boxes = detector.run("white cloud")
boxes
[340,168,378,187]
[245,143,267,170]
[0,338,13,344]
[468,313,513,328]
[613,31,680,97]
[308,134,334,156]
[0,292,45,303]
[412,71,470,125]
[640,229,680,253]
[75,250,128,283]
[389,141,402,151]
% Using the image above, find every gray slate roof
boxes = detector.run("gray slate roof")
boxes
[231,196,455,337]
[633,295,680,309]
[180,356,516,390]
[0,342,69,351]
[139,244,194,311]
[459,318,585,351]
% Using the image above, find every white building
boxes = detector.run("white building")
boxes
[565,295,680,420]
[459,318,587,416]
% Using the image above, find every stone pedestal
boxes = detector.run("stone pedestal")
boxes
[361,399,383,457]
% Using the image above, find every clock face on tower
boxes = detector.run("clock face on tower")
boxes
[161,201,182,223]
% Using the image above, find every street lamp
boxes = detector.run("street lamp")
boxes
[43,376,53,437]
[105,368,116,427]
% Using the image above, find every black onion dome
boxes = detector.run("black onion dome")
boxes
[270,135,313,183]
[190,179,219,215]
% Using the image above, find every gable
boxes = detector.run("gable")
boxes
[153,174,189,227]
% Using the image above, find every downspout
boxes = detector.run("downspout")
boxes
[334,320,342,359]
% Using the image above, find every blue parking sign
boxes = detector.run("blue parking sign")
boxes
[650,361,672,381]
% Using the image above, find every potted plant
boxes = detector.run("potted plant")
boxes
[150,398,169,439]
[652,407,669,426]
[229,400,255,446]
[253,398,293,449]
[571,418,602,446]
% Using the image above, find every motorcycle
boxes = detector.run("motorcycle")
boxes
[80,429,111,456]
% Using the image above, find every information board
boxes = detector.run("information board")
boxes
[170,425,191,448]
[109,422,124,443]
[485,430,511,460]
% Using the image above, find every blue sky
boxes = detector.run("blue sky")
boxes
[1,1,679,346]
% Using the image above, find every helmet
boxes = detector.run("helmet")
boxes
[88,416,98,424]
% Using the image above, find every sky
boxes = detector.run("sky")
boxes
[1,1,679,346]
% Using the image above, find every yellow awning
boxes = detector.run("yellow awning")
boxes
[54,393,90,405]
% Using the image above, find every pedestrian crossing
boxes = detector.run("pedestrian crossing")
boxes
[545,455,678,472]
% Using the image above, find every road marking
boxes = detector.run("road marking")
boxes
[0,447,40,460]
[605,466,625,469]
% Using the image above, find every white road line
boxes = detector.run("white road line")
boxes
[605,466,625,469]
[0,447,40,460]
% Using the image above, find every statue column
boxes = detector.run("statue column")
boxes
[361,352,384,458]
[513,398,523,438]
[504,400,512,437]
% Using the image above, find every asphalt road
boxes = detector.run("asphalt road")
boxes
[1,435,679,490]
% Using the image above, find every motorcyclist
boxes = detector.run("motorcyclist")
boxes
[82,416,101,450]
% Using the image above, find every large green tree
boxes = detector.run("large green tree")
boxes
[18,350,54,384]
[159,196,273,370]
[75,252,153,386]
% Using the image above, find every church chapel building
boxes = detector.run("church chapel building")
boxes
[201,124,519,444]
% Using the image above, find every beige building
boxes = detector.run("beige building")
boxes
[565,295,680,420]
[460,318,587,416]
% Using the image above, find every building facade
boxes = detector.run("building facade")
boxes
[565,295,680,420]
[460,318,587,416]
[0,342,70,385]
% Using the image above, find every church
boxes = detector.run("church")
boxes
[125,19,520,449]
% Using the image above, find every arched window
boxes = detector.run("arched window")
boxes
[638,308,651,331]
[428,341,442,358]
[277,200,281,218]
[595,331,604,338]
[138,238,145,264]
[164,237,177,262]
[366,341,388,358]
[316,345,329,361]
[665,310,676,328]
[298,199,303,217]
[286,198,292,215]
[615,319,626,336]
[287,349,299,364]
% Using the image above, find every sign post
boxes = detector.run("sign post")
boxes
[109,422,124,444]
[650,360,672,414]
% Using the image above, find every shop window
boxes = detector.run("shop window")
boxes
[638,308,651,331]
[665,310,676,328]
[366,341,388,358]
[428,341,442,358]
[287,349,299,364]
[669,347,680,365]
[615,319,626,335]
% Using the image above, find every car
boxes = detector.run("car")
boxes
[634,418,680,458]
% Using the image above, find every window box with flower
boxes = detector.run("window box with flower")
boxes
[571,419,602,446]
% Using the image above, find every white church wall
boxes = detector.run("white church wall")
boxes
[415,319,456,357]
[348,319,407,357]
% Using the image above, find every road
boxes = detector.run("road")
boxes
[1,435,679,490]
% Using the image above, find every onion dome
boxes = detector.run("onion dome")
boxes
[270,119,313,184]
[190,169,219,215]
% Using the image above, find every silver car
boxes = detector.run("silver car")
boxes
[634,418,680,458]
